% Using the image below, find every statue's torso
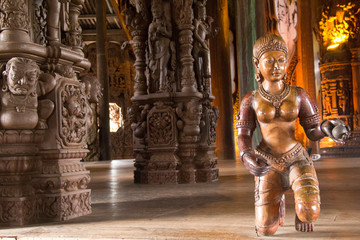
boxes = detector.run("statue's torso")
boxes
[0,92,38,129]
[253,85,299,155]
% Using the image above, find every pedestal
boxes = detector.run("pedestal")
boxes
[0,130,44,226]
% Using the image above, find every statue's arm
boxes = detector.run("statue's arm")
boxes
[236,92,256,156]
[193,19,202,42]
[237,92,270,176]
[297,87,325,141]
[37,73,56,96]
[164,21,172,38]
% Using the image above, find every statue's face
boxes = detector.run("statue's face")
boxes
[198,8,206,21]
[7,61,38,95]
[151,4,162,19]
[258,51,287,82]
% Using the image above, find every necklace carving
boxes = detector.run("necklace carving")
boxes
[259,82,290,117]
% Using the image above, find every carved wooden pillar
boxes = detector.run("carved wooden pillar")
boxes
[173,0,197,93]
[0,130,44,225]
[296,0,319,151]
[127,0,219,184]
[0,0,93,225]
[350,48,360,131]
[64,0,85,53]
[0,0,30,42]
[208,0,235,160]
[315,0,360,156]
[96,0,111,161]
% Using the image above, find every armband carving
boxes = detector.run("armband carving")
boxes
[236,120,256,130]
[299,113,320,130]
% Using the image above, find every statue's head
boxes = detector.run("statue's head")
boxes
[2,57,40,95]
[151,0,163,18]
[187,99,202,121]
[195,0,207,20]
[253,34,288,84]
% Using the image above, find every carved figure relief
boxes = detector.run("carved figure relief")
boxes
[148,0,173,93]
[0,57,55,130]
[336,81,350,115]
[322,82,333,116]
[274,0,298,61]
[176,99,202,137]
[80,74,101,161]
[129,104,150,139]
[193,0,215,93]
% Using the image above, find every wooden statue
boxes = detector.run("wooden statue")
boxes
[236,34,350,236]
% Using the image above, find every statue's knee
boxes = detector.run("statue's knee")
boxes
[255,206,280,236]
[255,222,279,236]
[296,201,320,223]
[293,176,320,223]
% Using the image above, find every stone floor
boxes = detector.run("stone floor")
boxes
[1,157,360,240]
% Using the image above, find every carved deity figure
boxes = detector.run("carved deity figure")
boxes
[193,0,214,93]
[45,0,70,45]
[80,74,102,161]
[237,35,350,236]
[323,83,333,115]
[336,81,349,115]
[176,99,203,136]
[129,104,150,139]
[0,57,55,129]
[148,0,172,92]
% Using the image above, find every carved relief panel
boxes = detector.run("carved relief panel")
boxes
[320,63,353,127]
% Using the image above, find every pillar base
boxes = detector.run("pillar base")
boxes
[38,190,91,221]
[0,196,37,226]
[178,169,196,184]
[134,170,179,184]
[196,168,219,183]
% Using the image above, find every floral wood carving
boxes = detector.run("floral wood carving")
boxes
[147,102,176,147]
[0,0,29,32]
[58,82,88,148]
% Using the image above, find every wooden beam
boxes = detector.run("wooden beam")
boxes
[97,0,112,161]
[79,14,118,20]
[109,0,132,42]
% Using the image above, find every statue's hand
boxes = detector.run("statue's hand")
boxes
[242,151,270,177]
[321,119,351,144]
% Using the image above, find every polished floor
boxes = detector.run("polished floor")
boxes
[1,157,360,239]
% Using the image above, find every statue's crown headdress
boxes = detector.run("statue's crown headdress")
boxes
[253,34,288,61]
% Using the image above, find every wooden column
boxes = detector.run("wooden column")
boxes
[208,0,235,160]
[296,0,319,152]
[96,0,112,160]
